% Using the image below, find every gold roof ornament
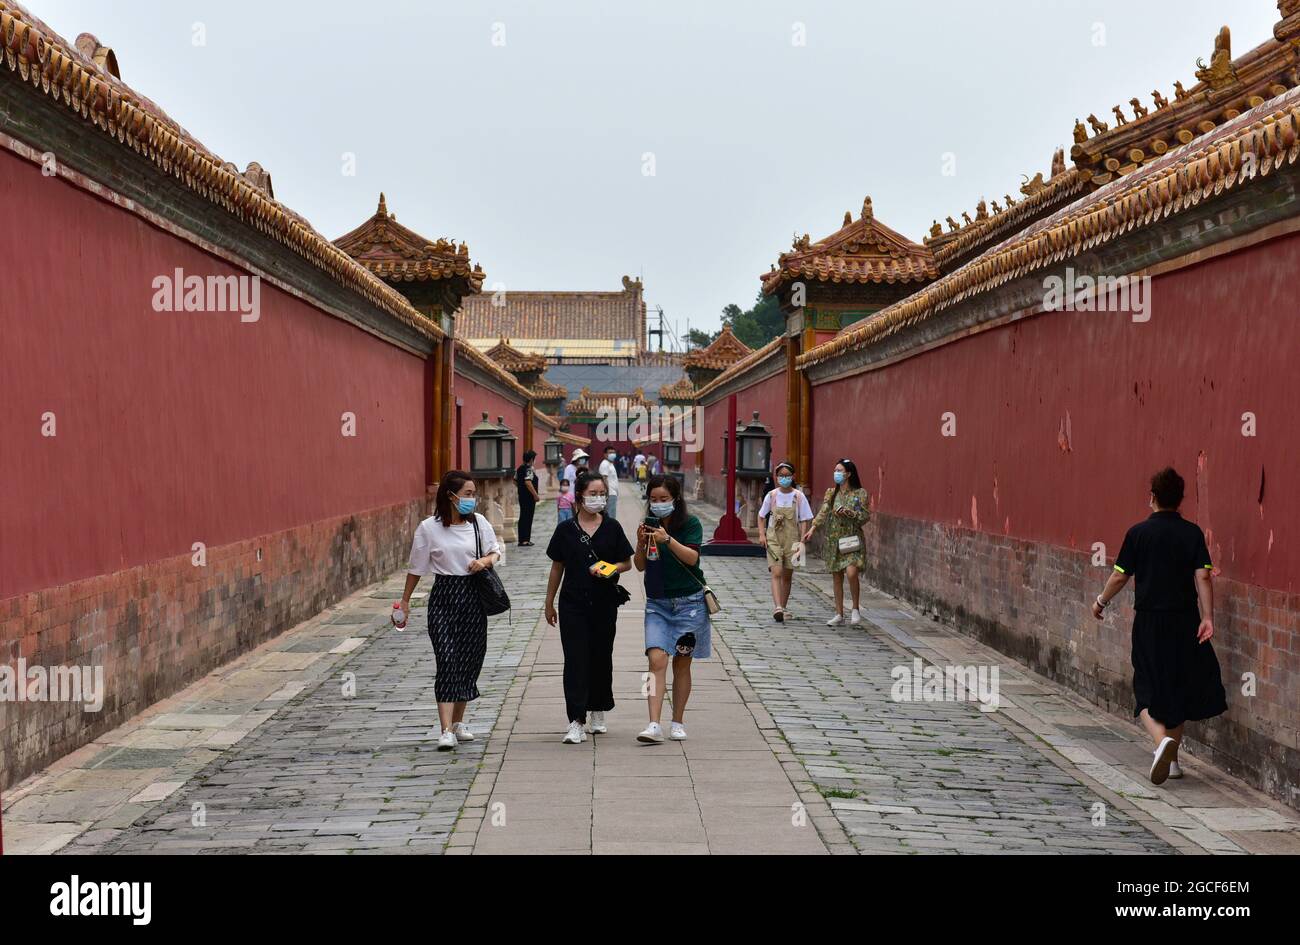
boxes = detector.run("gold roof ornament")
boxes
[1020,171,1047,196]
[1073,119,1088,143]
[1087,113,1109,134]
[1050,147,1066,178]
[1153,89,1170,110]
[1195,26,1237,90]
[1130,97,1150,119]
[1112,104,1128,126]
[930,220,943,238]
[861,196,874,220]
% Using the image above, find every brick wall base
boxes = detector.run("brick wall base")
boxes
[855,510,1300,811]
[0,499,425,790]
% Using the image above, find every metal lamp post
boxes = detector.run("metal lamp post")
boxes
[701,395,764,556]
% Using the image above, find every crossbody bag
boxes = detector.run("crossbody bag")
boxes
[571,519,631,607]
[658,531,720,615]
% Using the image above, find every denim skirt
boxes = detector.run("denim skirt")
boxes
[644,590,711,659]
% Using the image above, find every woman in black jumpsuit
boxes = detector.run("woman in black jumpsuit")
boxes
[544,471,633,743]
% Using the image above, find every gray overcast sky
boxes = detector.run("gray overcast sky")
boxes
[36,0,1280,345]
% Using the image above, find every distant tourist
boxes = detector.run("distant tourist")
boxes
[633,450,648,497]
[563,448,589,493]
[598,446,621,519]
[757,462,813,622]
[515,449,540,547]
[804,459,870,626]
[545,471,633,744]
[399,470,502,751]
[1091,467,1227,785]
[557,478,575,523]
[633,475,710,743]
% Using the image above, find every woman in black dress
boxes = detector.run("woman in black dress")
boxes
[515,449,541,546]
[544,471,633,744]
[1092,467,1227,785]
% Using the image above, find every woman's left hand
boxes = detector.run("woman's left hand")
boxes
[651,526,670,544]
[468,556,490,574]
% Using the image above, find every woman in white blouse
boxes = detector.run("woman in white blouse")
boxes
[399,470,502,751]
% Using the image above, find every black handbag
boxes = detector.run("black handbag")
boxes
[470,515,511,616]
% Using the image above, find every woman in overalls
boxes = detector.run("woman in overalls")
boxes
[757,462,813,623]
[805,458,871,626]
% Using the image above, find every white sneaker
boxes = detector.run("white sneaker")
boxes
[826,613,844,626]
[588,711,607,734]
[562,721,585,744]
[452,722,475,742]
[637,722,665,744]
[669,722,687,741]
[1168,760,1183,779]
[1150,736,1177,785]
[782,607,794,621]
[436,730,457,751]
[850,609,862,624]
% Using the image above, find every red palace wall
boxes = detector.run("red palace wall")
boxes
[452,370,527,474]
[0,148,430,787]
[700,366,789,507]
[808,233,1300,807]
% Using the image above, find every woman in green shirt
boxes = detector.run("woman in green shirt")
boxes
[633,475,710,744]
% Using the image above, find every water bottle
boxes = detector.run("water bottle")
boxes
[392,602,407,631]
[647,537,659,562]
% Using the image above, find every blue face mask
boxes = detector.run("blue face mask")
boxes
[833,471,845,485]
[777,476,794,488]
[456,497,477,516]
[650,501,675,519]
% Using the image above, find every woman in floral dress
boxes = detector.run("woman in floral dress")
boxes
[804,458,870,626]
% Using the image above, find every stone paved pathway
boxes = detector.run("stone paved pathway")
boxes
[451,494,833,855]
[3,505,555,855]
[5,492,1298,855]
[697,507,1300,855]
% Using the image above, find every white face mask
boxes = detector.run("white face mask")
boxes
[583,496,607,513]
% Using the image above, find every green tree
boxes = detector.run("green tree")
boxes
[682,327,718,349]
[724,293,784,349]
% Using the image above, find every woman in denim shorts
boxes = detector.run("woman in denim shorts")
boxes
[633,475,710,744]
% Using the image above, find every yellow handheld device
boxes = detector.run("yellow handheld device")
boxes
[592,561,619,578]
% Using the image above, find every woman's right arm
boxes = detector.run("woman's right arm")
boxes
[806,489,831,539]
[402,525,428,610]
[633,524,649,572]
[400,573,420,611]
[544,561,563,626]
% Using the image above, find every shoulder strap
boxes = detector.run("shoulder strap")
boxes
[470,513,482,558]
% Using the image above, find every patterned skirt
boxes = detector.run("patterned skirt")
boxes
[426,574,488,703]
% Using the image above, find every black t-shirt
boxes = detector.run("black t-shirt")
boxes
[546,514,634,606]
[1114,511,1213,612]
[516,463,539,502]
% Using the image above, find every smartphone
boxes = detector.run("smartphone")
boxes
[644,517,660,528]
[592,561,619,578]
